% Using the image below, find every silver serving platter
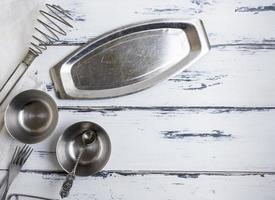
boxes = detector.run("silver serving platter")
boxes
[51,18,210,99]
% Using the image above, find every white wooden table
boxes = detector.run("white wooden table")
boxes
[0,0,275,199]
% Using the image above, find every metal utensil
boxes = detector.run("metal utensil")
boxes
[8,193,58,200]
[59,130,97,198]
[0,4,73,105]
[0,145,33,200]
[4,90,58,144]
[51,18,210,99]
[56,121,111,176]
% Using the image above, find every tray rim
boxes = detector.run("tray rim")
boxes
[50,18,210,99]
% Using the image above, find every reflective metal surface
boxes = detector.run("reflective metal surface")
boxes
[59,130,98,198]
[51,18,210,99]
[8,193,58,200]
[4,90,58,144]
[0,4,73,105]
[56,121,111,176]
[0,145,33,200]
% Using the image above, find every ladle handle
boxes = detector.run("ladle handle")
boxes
[59,172,75,198]
[59,152,82,198]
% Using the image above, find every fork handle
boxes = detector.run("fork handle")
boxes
[1,186,8,200]
[0,178,9,200]
[0,172,11,200]
[0,173,8,194]
[0,179,8,200]
[0,170,19,200]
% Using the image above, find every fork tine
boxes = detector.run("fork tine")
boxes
[18,144,28,157]
[22,148,33,165]
[13,146,21,165]
[15,145,26,163]
[14,145,30,165]
[12,146,21,164]
[2,145,33,200]
[18,145,33,166]
[18,146,27,165]
[19,146,31,165]
[11,146,19,162]
[19,145,30,161]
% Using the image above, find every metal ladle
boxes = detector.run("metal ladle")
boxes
[59,130,97,198]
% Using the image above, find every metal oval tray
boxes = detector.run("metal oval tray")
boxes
[50,18,210,99]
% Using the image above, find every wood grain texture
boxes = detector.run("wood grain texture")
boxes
[24,45,275,107]
[1,108,274,172]
[2,171,275,200]
[2,0,275,108]
[0,0,274,199]
[48,0,275,46]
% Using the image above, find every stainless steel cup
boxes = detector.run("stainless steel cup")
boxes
[56,121,111,176]
[4,89,58,144]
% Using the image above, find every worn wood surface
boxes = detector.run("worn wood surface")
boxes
[1,107,275,172]
[2,171,275,200]
[0,0,274,199]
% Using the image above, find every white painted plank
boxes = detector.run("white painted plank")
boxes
[2,171,275,200]
[47,0,275,45]
[0,0,273,198]
[1,108,274,171]
[1,1,275,108]
[21,45,275,107]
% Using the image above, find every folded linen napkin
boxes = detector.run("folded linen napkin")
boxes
[0,0,46,168]
[0,0,44,86]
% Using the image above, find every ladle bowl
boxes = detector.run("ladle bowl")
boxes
[56,121,111,176]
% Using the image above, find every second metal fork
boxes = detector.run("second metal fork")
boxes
[0,145,33,200]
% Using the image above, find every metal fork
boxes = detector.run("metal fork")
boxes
[0,145,33,200]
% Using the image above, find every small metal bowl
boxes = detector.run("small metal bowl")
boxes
[56,121,111,176]
[4,89,58,144]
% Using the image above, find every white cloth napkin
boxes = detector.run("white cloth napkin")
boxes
[0,0,47,168]
[0,0,44,86]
